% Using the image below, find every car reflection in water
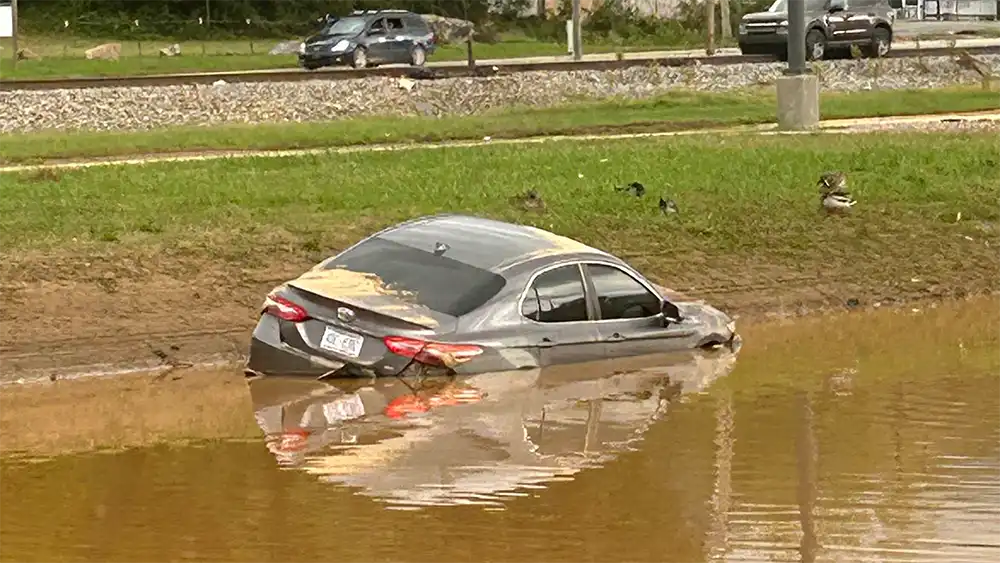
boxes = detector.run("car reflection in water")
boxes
[247,348,740,510]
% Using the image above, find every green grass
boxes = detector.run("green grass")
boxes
[0,33,683,80]
[2,133,997,292]
[3,87,997,164]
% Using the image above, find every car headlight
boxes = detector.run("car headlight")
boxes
[738,22,747,34]
[330,39,350,53]
[726,320,736,334]
[297,42,305,54]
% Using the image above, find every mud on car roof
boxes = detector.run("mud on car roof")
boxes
[376,214,602,273]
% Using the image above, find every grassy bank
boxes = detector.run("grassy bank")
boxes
[3,132,997,268]
[0,33,696,80]
[3,87,998,164]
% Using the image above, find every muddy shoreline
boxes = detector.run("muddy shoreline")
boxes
[2,245,996,383]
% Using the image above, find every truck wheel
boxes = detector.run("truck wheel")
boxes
[805,29,826,61]
[868,27,892,58]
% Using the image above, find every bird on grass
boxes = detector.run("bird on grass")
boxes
[817,171,848,195]
[817,170,857,214]
[511,188,546,211]
[615,181,646,197]
[659,196,679,215]
[821,191,857,213]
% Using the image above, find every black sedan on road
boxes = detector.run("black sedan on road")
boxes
[245,214,741,379]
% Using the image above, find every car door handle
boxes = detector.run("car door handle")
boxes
[539,337,556,348]
[606,332,625,342]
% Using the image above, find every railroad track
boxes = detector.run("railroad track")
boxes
[2,44,998,91]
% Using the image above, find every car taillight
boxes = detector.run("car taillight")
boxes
[383,336,483,367]
[263,294,309,322]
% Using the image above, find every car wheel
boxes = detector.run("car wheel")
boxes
[410,44,427,67]
[868,27,892,58]
[805,29,826,61]
[351,47,368,69]
[302,62,321,71]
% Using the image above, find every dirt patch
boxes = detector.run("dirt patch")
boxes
[2,240,996,381]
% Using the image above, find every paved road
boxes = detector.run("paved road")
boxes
[3,111,997,175]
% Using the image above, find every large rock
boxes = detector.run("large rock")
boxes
[420,14,474,45]
[85,43,122,61]
[159,43,181,57]
[269,40,302,55]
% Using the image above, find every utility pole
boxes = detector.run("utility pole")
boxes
[11,0,18,67]
[205,0,211,26]
[775,0,818,130]
[720,0,731,41]
[787,0,807,75]
[571,0,582,61]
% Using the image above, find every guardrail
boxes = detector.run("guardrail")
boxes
[2,44,998,91]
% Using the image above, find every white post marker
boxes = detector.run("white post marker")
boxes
[566,19,573,54]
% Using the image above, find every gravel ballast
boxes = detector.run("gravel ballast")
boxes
[2,55,998,134]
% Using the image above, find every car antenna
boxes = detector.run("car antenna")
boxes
[433,242,450,255]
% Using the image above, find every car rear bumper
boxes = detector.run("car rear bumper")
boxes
[246,314,395,378]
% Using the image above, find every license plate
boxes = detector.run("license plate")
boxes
[319,326,364,358]
[321,394,366,424]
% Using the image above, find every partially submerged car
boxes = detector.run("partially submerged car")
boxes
[738,0,895,61]
[297,9,436,70]
[245,214,740,379]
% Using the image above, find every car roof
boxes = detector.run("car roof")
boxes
[348,9,414,18]
[378,214,607,273]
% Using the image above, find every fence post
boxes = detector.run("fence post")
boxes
[199,17,206,55]
[247,18,254,55]
[10,0,18,67]
[705,0,716,55]
[135,20,141,57]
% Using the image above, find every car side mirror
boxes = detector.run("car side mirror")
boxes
[661,300,683,325]
[828,0,846,12]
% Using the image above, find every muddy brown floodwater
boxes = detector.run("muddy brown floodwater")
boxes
[0,297,998,563]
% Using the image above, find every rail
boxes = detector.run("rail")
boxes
[2,44,998,91]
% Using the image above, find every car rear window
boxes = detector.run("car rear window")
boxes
[323,236,507,318]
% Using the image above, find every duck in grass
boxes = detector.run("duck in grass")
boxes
[616,181,646,197]
[817,171,848,195]
[511,188,546,211]
[817,170,857,214]
[821,191,857,213]
[659,196,679,215]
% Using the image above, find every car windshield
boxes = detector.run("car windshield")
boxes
[768,0,828,11]
[322,236,507,318]
[321,16,366,35]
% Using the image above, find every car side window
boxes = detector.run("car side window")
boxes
[405,16,428,33]
[369,18,385,33]
[586,264,661,320]
[386,17,404,31]
[521,265,588,323]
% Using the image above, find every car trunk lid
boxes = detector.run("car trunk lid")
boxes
[274,270,457,374]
